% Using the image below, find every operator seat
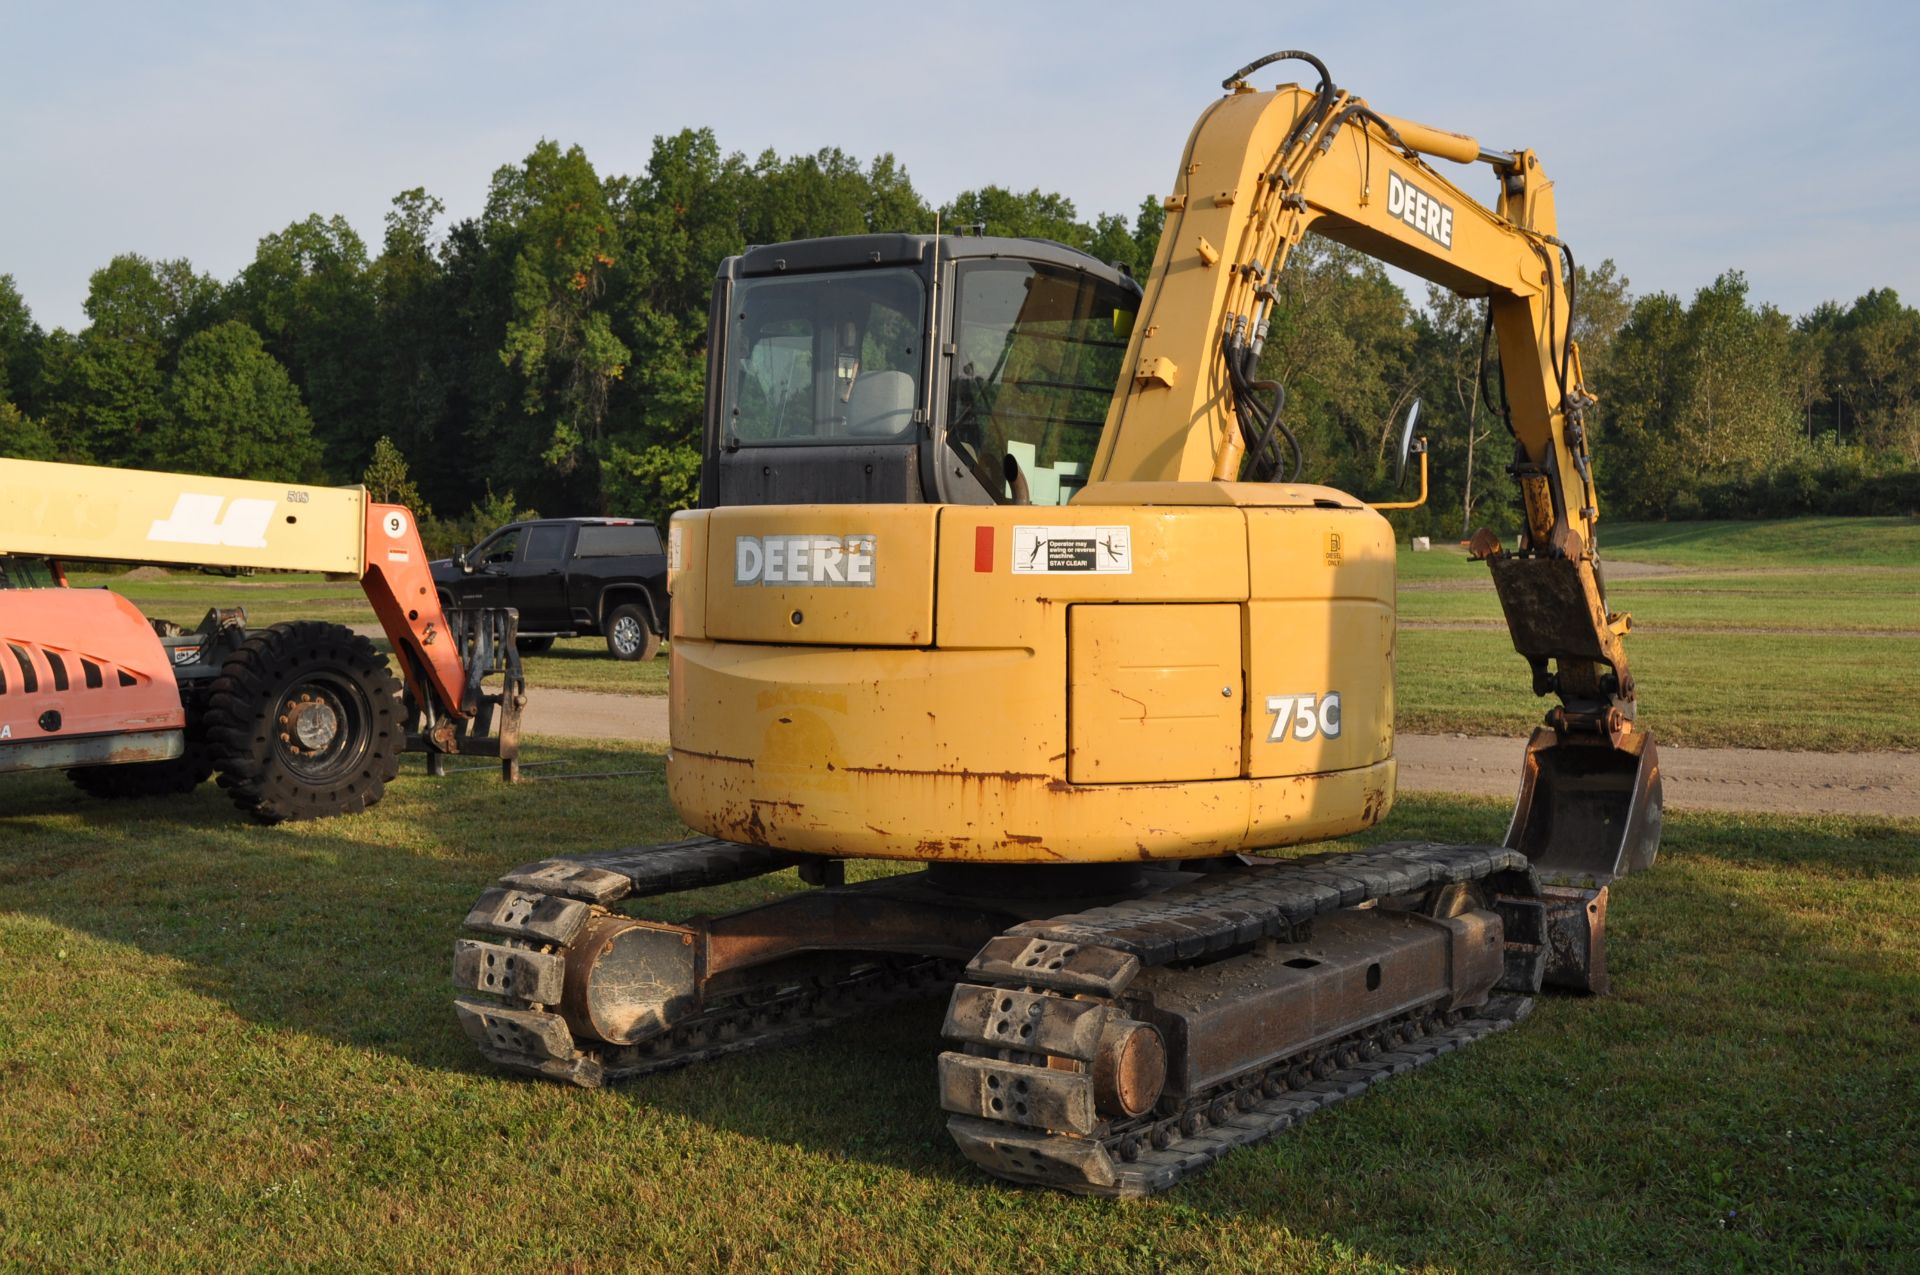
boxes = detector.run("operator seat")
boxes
[844,370,915,437]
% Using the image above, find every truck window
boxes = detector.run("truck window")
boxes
[524,525,570,563]
[477,529,525,565]
[575,525,663,557]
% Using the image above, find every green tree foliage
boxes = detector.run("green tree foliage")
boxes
[943,187,1085,244]
[484,141,631,509]
[601,130,749,520]
[0,400,58,460]
[34,254,209,464]
[1258,239,1418,491]
[367,189,457,499]
[6,133,1912,525]
[1600,273,1803,516]
[1822,289,1920,464]
[159,320,321,479]
[228,214,379,468]
[362,434,429,514]
[0,274,45,414]
[1413,288,1504,538]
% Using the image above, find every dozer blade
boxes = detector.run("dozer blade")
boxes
[1504,726,1662,885]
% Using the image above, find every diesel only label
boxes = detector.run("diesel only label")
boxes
[734,534,876,586]
[1011,525,1133,574]
[1387,172,1453,250]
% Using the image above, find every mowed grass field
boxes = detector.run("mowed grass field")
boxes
[1,740,1914,1272]
[1399,517,1918,750]
[73,515,1919,749]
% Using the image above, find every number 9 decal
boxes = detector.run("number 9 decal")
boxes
[1265,691,1342,742]
[383,511,409,540]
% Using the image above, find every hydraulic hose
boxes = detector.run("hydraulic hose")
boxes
[1224,330,1303,482]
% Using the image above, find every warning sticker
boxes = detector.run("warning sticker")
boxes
[1011,525,1132,575]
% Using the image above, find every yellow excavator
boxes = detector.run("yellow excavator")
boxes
[455,50,1662,1195]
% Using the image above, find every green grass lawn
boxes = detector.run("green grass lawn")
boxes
[1395,518,1919,749]
[1,742,1912,1271]
[1601,516,1920,568]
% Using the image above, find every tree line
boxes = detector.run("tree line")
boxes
[2,128,1914,552]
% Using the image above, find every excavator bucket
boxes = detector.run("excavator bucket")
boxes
[1504,726,1662,885]
[1501,728,1661,997]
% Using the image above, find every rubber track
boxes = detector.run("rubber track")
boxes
[942,841,1540,1195]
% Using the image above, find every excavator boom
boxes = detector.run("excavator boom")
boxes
[1087,52,1656,879]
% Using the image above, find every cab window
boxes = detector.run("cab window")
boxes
[724,268,925,445]
[947,262,1136,505]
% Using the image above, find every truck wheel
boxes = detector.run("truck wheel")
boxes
[516,635,556,654]
[67,753,212,799]
[201,621,403,824]
[605,603,659,661]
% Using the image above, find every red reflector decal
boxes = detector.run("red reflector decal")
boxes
[974,525,994,572]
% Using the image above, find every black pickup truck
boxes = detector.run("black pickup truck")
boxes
[431,517,668,660]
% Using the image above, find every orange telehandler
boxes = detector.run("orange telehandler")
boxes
[0,458,522,821]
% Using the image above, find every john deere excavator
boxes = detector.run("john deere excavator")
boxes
[0,459,523,821]
[454,50,1662,1195]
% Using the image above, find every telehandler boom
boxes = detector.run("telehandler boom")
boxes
[455,50,1661,1195]
[0,458,522,821]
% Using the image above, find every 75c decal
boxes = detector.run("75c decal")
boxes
[1265,691,1342,742]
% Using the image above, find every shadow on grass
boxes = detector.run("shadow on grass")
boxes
[4,762,1915,1265]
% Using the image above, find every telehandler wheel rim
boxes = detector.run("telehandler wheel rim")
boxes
[609,613,645,657]
[271,672,373,785]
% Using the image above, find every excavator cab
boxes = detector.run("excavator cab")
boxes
[701,234,1142,511]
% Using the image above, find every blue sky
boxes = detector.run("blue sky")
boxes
[3,1,1915,332]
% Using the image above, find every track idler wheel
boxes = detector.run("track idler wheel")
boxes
[202,621,403,823]
[559,914,701,1045]
[1092,1020,1167,1120]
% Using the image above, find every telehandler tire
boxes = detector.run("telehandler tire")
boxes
[201,621,403,824]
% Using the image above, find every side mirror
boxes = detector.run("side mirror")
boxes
[1392,399,1423,490]
[454,549,472,573]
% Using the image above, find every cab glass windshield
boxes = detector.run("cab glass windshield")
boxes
[723,269,925,445]
[947,262,1136,505]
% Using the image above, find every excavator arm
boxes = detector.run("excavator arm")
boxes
[1087,51,1659,881]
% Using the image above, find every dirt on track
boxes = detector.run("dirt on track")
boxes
[517,687,1920,820]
